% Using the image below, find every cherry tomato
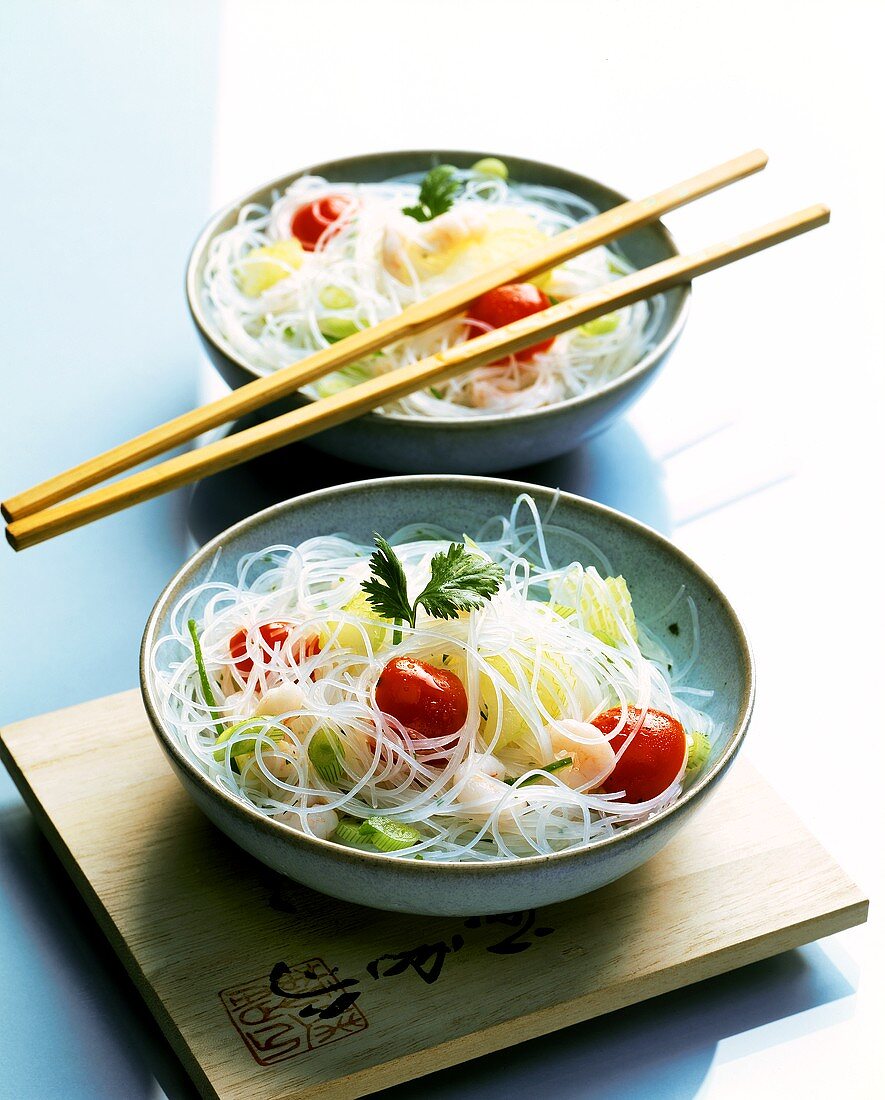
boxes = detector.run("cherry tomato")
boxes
[229,622,319,678]
[290,194,351,251]
[596,706,687,804]
[466,283,555,363]
[375,656,468,738]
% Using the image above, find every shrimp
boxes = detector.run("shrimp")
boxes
[219,687,253,716]
[545,719,617,790]
[255,680,305,718]
[450,753,519,825]
[251,679,312,737]
[381,206,487,284]
[277,800,339,840]
[224,680,310,787]
[253,737,300,784]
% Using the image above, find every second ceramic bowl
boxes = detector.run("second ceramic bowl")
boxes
[186,150,690,473]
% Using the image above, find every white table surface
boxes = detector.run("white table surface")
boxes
[1,1,883,1097]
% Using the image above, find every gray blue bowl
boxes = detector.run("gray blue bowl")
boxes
[140,477,754,916]
[185,150,690,473]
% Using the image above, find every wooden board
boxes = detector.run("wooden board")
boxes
[0,690,867,1100]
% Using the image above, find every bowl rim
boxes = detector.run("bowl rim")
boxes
[140,475,755,877]
[184,147,691,431]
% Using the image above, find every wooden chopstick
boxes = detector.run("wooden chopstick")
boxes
[5,204,828,552]
[1,149,768,524]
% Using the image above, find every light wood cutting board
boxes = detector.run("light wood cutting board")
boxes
[0,689,867,1100]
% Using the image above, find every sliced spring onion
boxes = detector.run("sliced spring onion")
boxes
[319,316,361,342]
[554,569,637,647]
[315,374,351,398]
[471,157,508,180]
[319,285,356,310]
[308,728,345,784]
[213,717,286,762]
[580,313,620,336]
[334,818,365,845]
[358,816,422,852]
[235,239,303,297]
[315,361,374,399]
[187,619,224,736]
[505,757,573,787]
[685,732,711,779]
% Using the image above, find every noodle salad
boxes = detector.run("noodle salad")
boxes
[201,159,664,417]
[152,497,717,862]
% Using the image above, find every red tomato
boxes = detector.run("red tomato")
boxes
[596,706,688,803]
[466,283,555,363]
[229,623,319,678]
[375,656,468,738]
[290,194,351,251]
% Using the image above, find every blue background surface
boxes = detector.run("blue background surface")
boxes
[1,3,215,1095]
[0,1,215,727]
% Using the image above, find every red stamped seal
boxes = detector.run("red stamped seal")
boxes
[219,956,369,1066]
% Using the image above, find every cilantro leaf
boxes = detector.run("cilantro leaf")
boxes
[402,165,462,223]
[360,535,504,642]
[415,543,504,622]
[361,534,413,627]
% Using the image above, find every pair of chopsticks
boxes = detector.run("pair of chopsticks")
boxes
[3,149,828,551]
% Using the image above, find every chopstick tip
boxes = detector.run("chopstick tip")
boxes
[4,525,22,553]
[802,203,831,227]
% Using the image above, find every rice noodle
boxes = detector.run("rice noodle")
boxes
[151,496,716,861]
[201,167,666,417]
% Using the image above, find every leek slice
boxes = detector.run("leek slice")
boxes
[685,732,711,781]
[319,316,362,342]
[334,819,365,845]
[554,567,638,647]
[235,240,303,297]
[308,728,345,784]
[580,313,620,336]
[319,285,356,310]
[315,362,373,399]
[358,816,421,852]
[213,717,286,762]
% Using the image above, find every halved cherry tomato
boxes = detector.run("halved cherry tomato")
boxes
[466,283,555,363]
[290,194,351,251]
[375,656,468,738]
[596,705,687,803]
[229,622,319,678]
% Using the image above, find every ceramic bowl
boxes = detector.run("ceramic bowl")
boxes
[140,477,754,916]
[185,150,690,473]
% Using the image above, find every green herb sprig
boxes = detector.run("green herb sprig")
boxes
[402,165,462,223]
[361,534,503,645]
[188,618,225,737]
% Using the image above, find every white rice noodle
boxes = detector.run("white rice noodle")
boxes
[152,496,717,862]
[201,170,666,417]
